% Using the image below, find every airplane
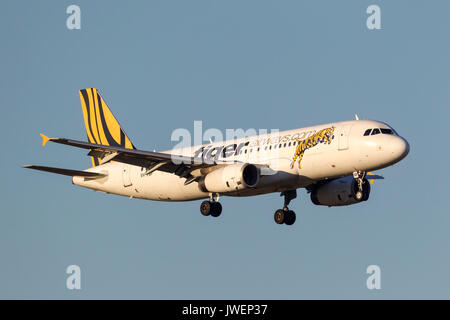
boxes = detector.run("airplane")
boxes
[24,88,410,226]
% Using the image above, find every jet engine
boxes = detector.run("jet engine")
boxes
[199,163,260,193]
[310,176,370,207]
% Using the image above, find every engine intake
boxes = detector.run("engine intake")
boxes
[199,163,260,193]
[310,176,370,207]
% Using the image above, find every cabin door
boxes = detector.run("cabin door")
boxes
[337,124,353,150]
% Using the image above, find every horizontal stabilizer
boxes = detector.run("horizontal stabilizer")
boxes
[23,165,106,178]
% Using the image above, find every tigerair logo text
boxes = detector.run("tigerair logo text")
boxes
[170,121,321,164]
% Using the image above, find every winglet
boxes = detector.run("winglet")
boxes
[40,133,51,147]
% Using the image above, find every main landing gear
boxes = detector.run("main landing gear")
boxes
[200,193,222,217]
[199,191,298,225]
[274,190,297,226]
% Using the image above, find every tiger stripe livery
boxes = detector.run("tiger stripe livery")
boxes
[79,88,135,166]
[290,127,335,169]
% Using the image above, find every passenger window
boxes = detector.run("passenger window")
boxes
[288,142,291,147]
[363,129,372,136]
[380,128,393,134]
[371,128,380,135]
[284,143,286,147]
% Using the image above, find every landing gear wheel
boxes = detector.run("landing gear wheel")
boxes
[355,190,363,201]
[200,201,211,216]
[200,200,222,217]
[274,209,285,224]
[210,202,222,217]
[284,210,296,225]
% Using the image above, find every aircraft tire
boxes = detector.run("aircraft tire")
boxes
[284,210,296,225]
[210,202,222,217]
[200,200,211,216]
[274,209,285,224]
[355,190,364,201]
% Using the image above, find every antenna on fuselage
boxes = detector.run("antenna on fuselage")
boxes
[354,114,360,120]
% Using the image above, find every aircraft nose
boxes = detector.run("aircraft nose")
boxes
[389,136,410,162]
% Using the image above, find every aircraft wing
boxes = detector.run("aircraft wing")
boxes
[39,134,236,182]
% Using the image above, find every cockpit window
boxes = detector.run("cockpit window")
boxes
[364,127,397,136]
[371,128,380,135]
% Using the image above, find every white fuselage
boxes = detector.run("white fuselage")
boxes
[72,120,409,201]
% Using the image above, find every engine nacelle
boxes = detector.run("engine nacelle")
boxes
[310,176,370,207]
[199,163,260,193]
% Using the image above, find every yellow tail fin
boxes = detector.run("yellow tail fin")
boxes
[79,88,135,166]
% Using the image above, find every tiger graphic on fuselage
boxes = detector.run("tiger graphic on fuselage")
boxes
[290,127,335,169]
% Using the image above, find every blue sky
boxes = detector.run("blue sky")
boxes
[1,0,449,299]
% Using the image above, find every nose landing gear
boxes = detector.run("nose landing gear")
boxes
[274,190,297,226]
[353,171,370,201]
